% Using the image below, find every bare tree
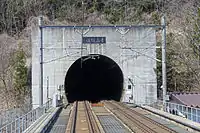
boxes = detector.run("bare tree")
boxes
[0,34,17,109]
[165,2,200,92]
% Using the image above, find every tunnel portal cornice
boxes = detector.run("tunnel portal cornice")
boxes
[39,25,164,29]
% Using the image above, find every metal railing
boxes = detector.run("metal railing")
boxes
[146,99,200,123]
[0,99,52,133]
[0,108,23,127]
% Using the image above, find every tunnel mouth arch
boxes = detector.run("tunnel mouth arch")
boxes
[65,54,124,103]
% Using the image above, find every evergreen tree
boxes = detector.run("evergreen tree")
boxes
[13,43,28,105]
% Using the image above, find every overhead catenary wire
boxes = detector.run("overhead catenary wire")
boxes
[43,52,81,64]
[121,47,161,62]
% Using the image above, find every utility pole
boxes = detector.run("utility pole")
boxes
[161,16,167,105]
[39,16,43,107]
[81,0,85,68]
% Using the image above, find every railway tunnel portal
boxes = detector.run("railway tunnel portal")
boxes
[65,54,124,103]
[31,25,158,108]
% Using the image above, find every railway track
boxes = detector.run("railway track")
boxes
[66,100,187,133]
[104,101,177,133]
[66,101,102,133]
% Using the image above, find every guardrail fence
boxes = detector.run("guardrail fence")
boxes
[146,100,200,123]
[0,99,52,133]
[0,108,23,128]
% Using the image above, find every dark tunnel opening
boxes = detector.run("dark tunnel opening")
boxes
[65,54,124,103]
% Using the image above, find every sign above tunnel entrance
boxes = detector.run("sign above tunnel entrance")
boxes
[82,37,106,44]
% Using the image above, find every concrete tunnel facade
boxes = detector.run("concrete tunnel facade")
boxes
[65,54,124,103]
[31,26,157,108]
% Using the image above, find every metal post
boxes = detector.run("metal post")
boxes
[47,76,49,101]
[18,119,20,133]
[62,28,65,56]
[161,16,167,105]
[195,108,197,122]
[81,0,85,68]
[81,29,84,68]
[21,118,23,132]
[39,16,43,107]
[15,119,16,133]
[46,76,49,110]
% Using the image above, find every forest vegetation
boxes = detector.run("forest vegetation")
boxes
[0,0,199,110]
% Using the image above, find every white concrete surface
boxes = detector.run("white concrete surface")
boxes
[31,25,157,108]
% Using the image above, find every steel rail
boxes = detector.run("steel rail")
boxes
[70,101,78,133]
[106,101,156,133]
[84,101,95,133]
[106,101,176,133]
[114,102,176,133]
[84,101,102,133]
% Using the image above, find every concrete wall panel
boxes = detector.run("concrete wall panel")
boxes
[32,26,157,108]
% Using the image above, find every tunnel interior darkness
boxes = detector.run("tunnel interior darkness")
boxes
[65,54,124,103]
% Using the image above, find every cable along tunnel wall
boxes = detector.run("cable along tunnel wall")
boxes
[31,26,157,108]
